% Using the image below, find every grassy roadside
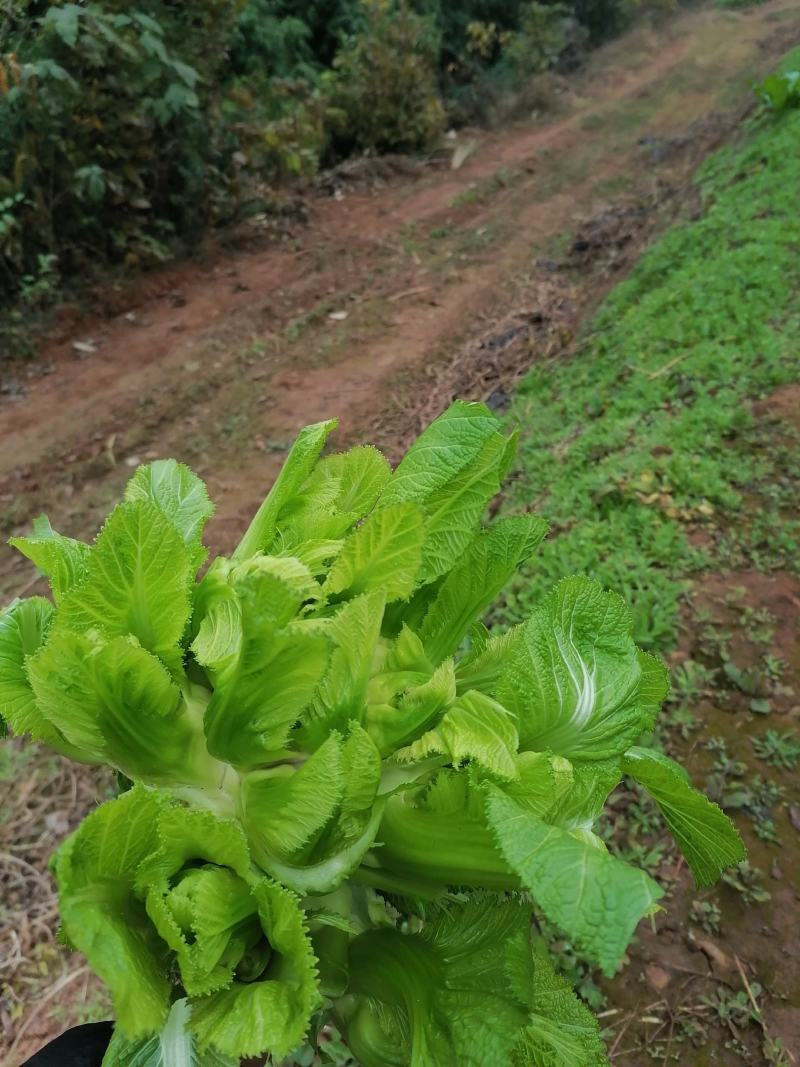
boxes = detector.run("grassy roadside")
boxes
[500,50,800,648]
[498,48,800,1065]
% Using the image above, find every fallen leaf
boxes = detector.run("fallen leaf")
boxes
[691,934,734,976]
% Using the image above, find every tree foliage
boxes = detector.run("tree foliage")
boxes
[0,0,633,315]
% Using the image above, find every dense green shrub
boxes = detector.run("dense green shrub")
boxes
[0,0,645,327]
[0,1,239,302]
[755,68,800,111]
[330,0,444,153]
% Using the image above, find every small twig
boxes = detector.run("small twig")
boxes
[647,351,691,380]
[388,285,432,303]
[733,954,760,1017]
[732,955,796,1064]
[609,1010,637,1055]
[661,1016,676,1066]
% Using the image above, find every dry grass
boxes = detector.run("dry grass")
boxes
[0,742,112,1064]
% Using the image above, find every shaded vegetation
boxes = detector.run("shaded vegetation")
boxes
[0,0,641,338]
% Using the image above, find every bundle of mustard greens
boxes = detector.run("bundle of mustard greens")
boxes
[1,402,743,1066]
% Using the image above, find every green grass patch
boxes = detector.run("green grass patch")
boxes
[499,64,800,651]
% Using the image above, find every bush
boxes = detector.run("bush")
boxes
[0,0,658,334]
[503,3,586,77]
[0,2,239,304]
[755,68,800,111]
[330,0,444,153]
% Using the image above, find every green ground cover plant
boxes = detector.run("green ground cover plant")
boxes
[0,401,743,1065]
[498,56,800,651]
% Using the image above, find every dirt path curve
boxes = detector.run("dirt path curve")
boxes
[2,0,799,599]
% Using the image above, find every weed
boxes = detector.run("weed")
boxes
[703,985,762,1031]
[721,862,771,906]
[535,916,607,1010]
[429,224,454,241]
[689,899,722,936]
[752,730,800,771]
[451,168,521,208]
[762,654,785,684]
[498,79,800,653]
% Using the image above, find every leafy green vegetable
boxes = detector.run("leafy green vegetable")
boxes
[498,578,668,760]
[124,459,214,571]
[57,500,193,675]
[485,787,662,976]
[622,746,746,886]
[9,516,90,603]
[515,940,607,1066]
[341,896,531,1067]
[102,1000,237,1067]
[56,787,319,1057]
[2,401,743,1064]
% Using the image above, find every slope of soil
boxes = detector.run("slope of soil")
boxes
[2,2,800,1064]
[496,61,800,1063]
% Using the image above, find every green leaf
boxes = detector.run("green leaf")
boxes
[455,625,523,697]
[324,503,425,603]
[311,445,392,517]
[253,797,388,896]
[366,659,456,756]
[394,690,519,780]
[420,517,547,665]
[338,723,382,832]
[9,515,90,602]
[242,734,345,863]
[102,1000,237,1067]
[195,568,330,766]
[417,431,509,584]
[498,577,668,760]
[125,460,214,570]
[57,501,192,675]
[132,806,320,1060]
[27,630,216,786]
[485,787,663,975]
[233,419,337,560]
[379,401,501,508]
[514,940,609,1066]
[343,896,531,1067]
[494,752,559,819]
[0,597,64,749]
[623,746,745,887]
[138,809,257,997]
[298,590,386,749]
[54,787,173,1037]
[546,759,623,831]
[45,4,82,47]
[188,880,320,1060]
[372,774,515,891]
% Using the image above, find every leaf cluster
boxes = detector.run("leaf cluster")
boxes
[1,401,745,1065]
